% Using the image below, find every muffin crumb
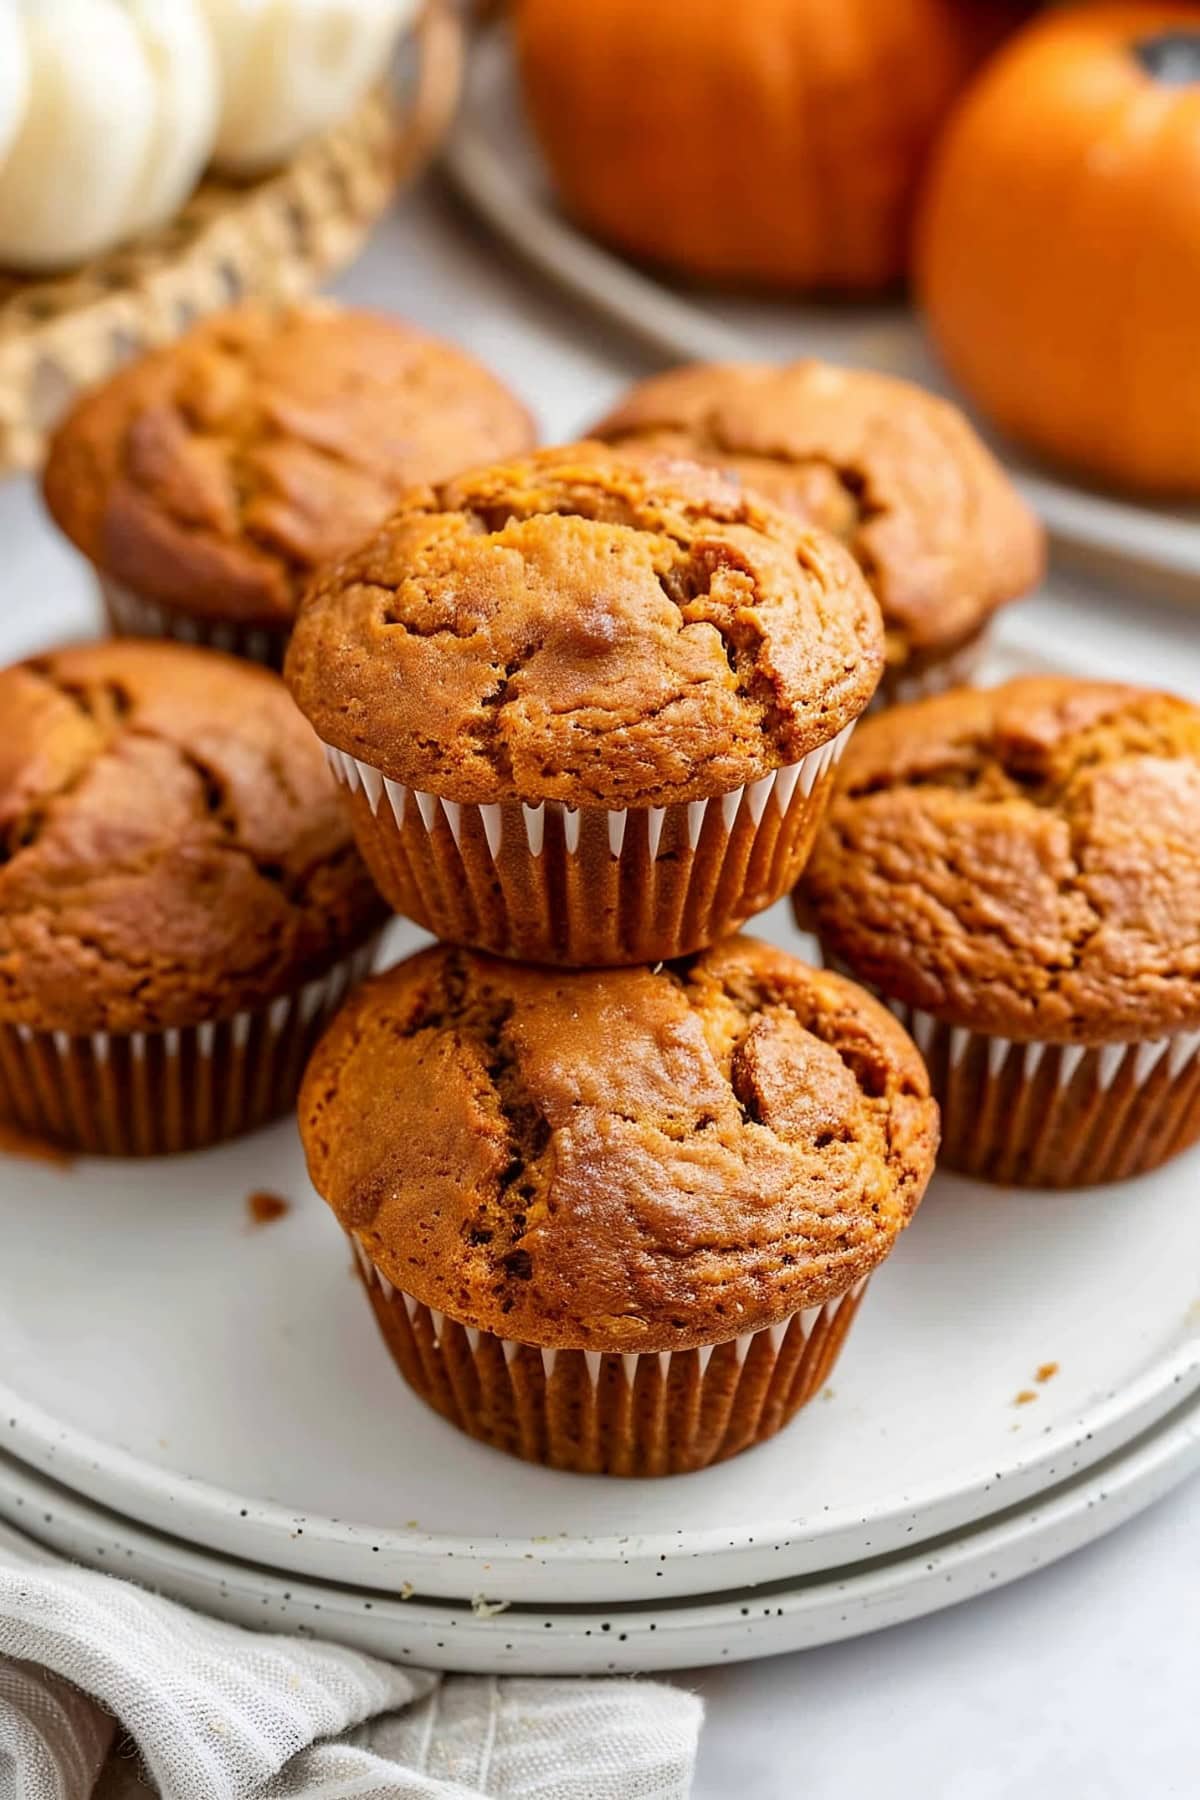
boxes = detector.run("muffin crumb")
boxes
[246,1190,290,1228]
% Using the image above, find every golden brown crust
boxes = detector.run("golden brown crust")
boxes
[299,936,939,1351]
[285,442,884,808]
[43,302,536,630]
[0,641,387,1034]
[593,361,1045,668]
[802,677,1200,1043]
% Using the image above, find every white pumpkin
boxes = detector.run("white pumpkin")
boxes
[0,0,218,274]
[0,5,29,174]
[201,0,419,175]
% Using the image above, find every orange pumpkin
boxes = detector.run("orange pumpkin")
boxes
[513,0,1029,293]
[917,4,1200,497]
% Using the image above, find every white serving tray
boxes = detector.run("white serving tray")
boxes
[443,29,1200,595]
[2,1386,1197,1675]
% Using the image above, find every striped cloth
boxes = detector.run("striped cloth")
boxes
[0,1522,701,1800]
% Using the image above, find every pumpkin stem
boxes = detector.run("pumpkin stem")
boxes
[1132,31,1200,84]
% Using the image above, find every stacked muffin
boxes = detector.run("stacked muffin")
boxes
[286,445,882,964]
[301,938,938,1475]
[284,440,941,1474]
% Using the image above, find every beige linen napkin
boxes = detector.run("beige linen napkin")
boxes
[0,1521,701,1800]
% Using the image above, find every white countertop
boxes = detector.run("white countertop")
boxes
[4,179,1197,1800]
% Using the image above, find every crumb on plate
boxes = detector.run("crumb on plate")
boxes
[247,1190,290,1228]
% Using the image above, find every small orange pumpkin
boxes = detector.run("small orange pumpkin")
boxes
[917,4,1200,497]
[513,0,1029,293]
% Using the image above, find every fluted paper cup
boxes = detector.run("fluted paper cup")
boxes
[884,999,1200,1187]
[100,576,289,671]
[0,938,380,1157]
[322,724,856,966]
[349,1236,868,1476]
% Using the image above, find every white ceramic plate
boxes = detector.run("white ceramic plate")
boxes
[443,30,1200,591]
[2,1388,1197,1675]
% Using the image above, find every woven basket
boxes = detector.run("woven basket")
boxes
[0,0,464,476]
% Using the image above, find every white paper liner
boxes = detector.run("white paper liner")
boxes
[323,723,856,865]
[99,576,287,669]
[325,718,859,962]
[349,1233,870,1473]
[882,998,1200,1093]
[871,990,1200,1185]
[352,1234,866,1378]
[0,938,379,1155]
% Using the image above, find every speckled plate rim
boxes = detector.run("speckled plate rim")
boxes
[443,28,1200,592]
[1,1326,1197,1607]
[2,1388,1197,1675]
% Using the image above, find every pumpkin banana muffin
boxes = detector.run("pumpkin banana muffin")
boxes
[0,640,386,1155]
[287,442,884,966]
[801,678,1200,1186]
[594,361,1044,705]
[42,301,536,668]
[299,935,939,1475]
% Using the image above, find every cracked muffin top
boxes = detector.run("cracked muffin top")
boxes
[285,442,884,808]
[802,678,1200,1043]
[42,301,535,630]
[299,935,938,1351]
[0,640,387,1034]
[593,362,1044,671]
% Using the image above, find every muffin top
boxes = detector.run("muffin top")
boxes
[0,640,386,1034]
[42,302,535,630]
[593,361,1044,669]
[286,442,884,808]
[300,936,938,1352]
[803,678,1200,1044]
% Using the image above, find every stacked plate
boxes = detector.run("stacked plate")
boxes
[2,889,1198,1672]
